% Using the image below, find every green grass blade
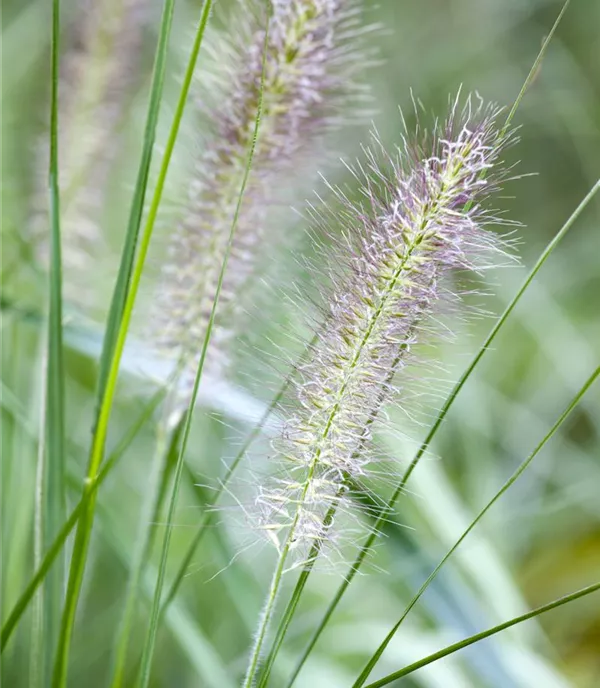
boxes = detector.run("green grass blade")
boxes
[363,580,600,688]
[0,385,167,652]
[285,178,600,686]
[32,346,48,686]
[51,0,188,682]
[149,416,185,548]
[94,505,236,688]
[353,367,600,687]
[0,378,37,437]
[1,326,37,638]
[503,0,571,133]
[95,2,176,407]
[43,0,66,676]
[136,9,270,685]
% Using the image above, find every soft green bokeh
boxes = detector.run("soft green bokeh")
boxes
[2,0,599,686]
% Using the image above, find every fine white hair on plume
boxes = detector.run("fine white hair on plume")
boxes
[253,92,519,566]
[151,0,375,401]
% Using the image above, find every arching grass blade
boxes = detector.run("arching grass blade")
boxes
[363,581,600,688]
[353,366,600,687]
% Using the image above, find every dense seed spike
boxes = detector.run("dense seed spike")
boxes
[256,94,517,563]
[152,0,373,396]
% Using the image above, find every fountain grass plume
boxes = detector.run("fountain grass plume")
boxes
[257,93,517,562]
[243,92,518,686]
[152,0,374,398]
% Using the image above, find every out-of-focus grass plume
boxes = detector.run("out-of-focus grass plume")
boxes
[149,0,375,397]
[28,0,151,310]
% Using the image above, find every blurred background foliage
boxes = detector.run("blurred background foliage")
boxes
[1,0,599,686]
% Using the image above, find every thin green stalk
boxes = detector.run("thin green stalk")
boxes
[243,523,298,688]
[44,0,66,675]
[93,503,236,688]
[31,346,48,687]
[0,384,167,652]
[256,498,339,688]
[147,413,186,558]
[363,580,600,688]
[136,8,270,686]
[285,179,600,686]
[353,367,600,687]
[503,0,571,133]
[109,394,179,688]
[52,1,211,683]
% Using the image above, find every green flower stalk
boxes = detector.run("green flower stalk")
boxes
[244,93,517,686]
[152,0,372,397]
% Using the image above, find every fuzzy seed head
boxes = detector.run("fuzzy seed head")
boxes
[256,94,517,562]
[152,0,372,396]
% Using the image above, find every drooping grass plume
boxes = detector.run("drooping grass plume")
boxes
[152,0,373,397]
[244,93,517,686]
[279,8,581,679]
[30,0,148,305]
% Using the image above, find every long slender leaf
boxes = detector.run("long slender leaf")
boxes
[1,327,36,640]
[43,0,66,677]
[109,395,179,688]
[95,3,175,406]
[503,0,571,132]
[353,367,600,687]
[95,505,236,688]
[52,1,179,684]
[136,8,270,685]
[363,581,600,688]
[31,345,48,686]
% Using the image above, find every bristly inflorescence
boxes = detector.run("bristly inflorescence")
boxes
[256,94,517,564]
[152,0,372,395]
[30,0,148,303]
